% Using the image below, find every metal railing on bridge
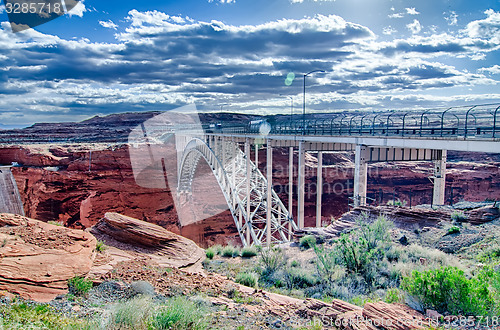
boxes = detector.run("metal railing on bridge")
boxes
[215,103,500,140]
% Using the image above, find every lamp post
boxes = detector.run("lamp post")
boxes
[280,94,294,131]
[303,70,325,135]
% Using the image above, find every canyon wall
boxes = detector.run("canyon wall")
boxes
[0,144,498,247]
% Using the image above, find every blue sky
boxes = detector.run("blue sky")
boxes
[0,0,499,127]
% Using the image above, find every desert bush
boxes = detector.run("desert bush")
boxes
[0,302,88,329]
[96,240,108,253]
[451,210,468,222]
[47,220,63,226]
[290,260,300,268]
[68,276,93,296]
[299,235,316,249]
[235,272,259,288]
[401,266,499,316]
[385,287,405,304]
[205,248,215,260]
[222,245,239,258]
[285,268,317,289]
[99,296,154,330]
[148,296,209,330]
[259,247,287,276]
[240,246,258,258]
[387,199,407,207]
[447,226,460,235]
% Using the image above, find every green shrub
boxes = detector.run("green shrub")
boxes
[290,260,300,268]
[240,246,258,258]
[285,268,317,289]
[148,296,209,330]
[103,296,154,329]
[299,235,317,249]
[387,199,407,207]
[385,288,405,304]
[314,213,392,288]
[205,248,215,260]
[0,302,87,329]
[259,247,287,276]
[68,276,93,296]
[222,245,239,258]
[447,226,460,235]
[235,272,259,288]
[96,240,107,253]
[401,266,498,316]
[47,220,63,226]
[451,210,468,222]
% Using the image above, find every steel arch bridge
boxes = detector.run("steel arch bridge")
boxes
[177,137,297,247]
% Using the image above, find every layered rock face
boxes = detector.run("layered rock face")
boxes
[90,212,205,274]
[0,144,498,247]
[0,213,96,302]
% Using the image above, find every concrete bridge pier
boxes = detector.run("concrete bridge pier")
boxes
[353,145,368,207]
[432,150,447,206]
[297,141,305,229]
[316,151,323,227]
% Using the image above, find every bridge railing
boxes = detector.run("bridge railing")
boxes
[233,103,500,139]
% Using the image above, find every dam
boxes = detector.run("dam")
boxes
[0,166,25,215]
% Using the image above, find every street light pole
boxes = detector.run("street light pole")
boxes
[303,70,325,135]
[280,94,294,130]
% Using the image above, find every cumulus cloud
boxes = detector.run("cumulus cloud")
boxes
[479,65,500,74]
[465,9,500,43]
[407,19,422,34]
[445,11,458,26]
[406,8,419,15]
[0,10,499,125]
[388,13,404,19]
[67,0,87,18]
[383,26,397,35]
[99,20,118,30]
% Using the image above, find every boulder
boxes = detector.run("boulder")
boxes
[89,212,205,274]
[0,213,96,302]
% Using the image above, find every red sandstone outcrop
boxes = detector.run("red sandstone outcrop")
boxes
[0,143,498,246]
[0,213,96,302]
[89,212,205,275]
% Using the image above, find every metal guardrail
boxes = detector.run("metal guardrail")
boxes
[216,103,500,140]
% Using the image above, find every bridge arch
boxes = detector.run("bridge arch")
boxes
[177,137,296,246]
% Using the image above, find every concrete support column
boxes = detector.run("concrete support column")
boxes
[288,146,294,239]
[245,138,251,245]
[297,141,305,229]
[432,150,447,206]
[266,141,273,247]
[316,151,323,227]
[354,144,368,207]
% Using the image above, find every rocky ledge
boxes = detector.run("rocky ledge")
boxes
[0,213,96,302]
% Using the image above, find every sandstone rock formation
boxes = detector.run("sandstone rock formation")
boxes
[0,213,96,302]
[89,212,205,275]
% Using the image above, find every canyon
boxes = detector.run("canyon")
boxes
[0,141,498,247]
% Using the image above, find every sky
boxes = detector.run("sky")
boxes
[0,0,499,127]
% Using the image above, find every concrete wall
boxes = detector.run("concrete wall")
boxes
[0,166,25,215]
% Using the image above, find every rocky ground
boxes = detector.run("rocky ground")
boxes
[0,211,467,330]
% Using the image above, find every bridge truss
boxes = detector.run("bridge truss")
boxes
[177,137,296,246]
